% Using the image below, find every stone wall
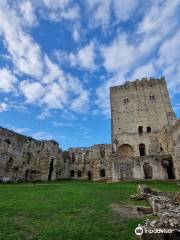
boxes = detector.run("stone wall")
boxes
[112,154,173,181]
[158,120,180,179]
[0,127,63,182]
[62,144,112,180]
[110,77,176,156]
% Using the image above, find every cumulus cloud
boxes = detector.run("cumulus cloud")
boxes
[41,0,80,21]
[0,1,90,115]
[87,0,140,29]
[57,42,96,70]
[19,81,45,103]
[0,102,9,112]
[0,68,17,92]
[0,1,43,78]
[96,0,180,116]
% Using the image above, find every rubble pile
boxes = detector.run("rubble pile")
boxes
[131,184,180,240]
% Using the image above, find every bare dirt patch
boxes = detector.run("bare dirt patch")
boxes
[111,203,143,219]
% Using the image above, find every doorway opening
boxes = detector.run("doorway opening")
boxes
[100,169,106,177]
[139,143,146,156]
[48,159,54,181]
[143,163,153,179]
[87,171,92,180]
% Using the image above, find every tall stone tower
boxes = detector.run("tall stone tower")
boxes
[110,77,176,157]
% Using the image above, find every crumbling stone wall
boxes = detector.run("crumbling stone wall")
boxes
[112,154,172,181]
[131,185,180,240]
[158,120,180,179]
[0,127,63,182]
[62,144,112,180]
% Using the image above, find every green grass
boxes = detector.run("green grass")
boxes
[0,180,179,240]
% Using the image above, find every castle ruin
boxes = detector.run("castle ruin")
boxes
[0,77,180,182]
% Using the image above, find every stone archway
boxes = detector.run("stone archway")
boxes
[100,169,106,177]
[118,144,134,157]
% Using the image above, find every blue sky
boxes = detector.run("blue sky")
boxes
[0,0,179,149]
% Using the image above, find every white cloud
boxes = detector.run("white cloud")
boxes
[113,0,140,21]
[101,34,135,73]
[96,73,125,116]
[32,131,53,140]
[42,56,64,84]
[157,30,180,92]
[19,81,45,103]
[52,121,73,127]
[0,68,17,92]
[38,109,51,120]
[0,1,43,78]
[131,62,156,80]
[87,0,140,29]
[19,0,37,26]
[87,0,112,28]
[41,0,80,21]
[0,102,9,112]
[72,28,80,42]
[68,42,96,70]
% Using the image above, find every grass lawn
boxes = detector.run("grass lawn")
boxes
[0,180,179,240]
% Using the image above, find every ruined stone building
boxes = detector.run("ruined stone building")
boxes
[0,127,64,182]
[0,77,180,182]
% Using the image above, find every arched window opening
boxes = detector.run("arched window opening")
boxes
[162,160,175,179]
[100,169,106,177]
[7,157,13,171]
[138,126,143,135]
[4,139,11,145]
[77,170,82,177]
[147,126,151,133]
[70,170,75,177]
[118,144,134,157]
[139,143,146,156]
[26,152,32,164]
[25,169,29,180]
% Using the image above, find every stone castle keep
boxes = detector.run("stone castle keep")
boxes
[0,77,180,182]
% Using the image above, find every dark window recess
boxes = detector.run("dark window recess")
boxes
[77,170,82,177]
[72,153,75,162]
[87,171,92,180]
[123,98,129,103]
[4,139,11,145]
[70,170,75,177]
[149,95,155,100]
[160,147,164,152]
[143,163,153,179]
[100,169,106,177]
[138,126,143,135]
[147,126,151,133]
[139,143,146,156]
[48,159,54,181]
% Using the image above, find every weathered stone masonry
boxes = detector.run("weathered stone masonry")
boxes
[0,77,180,181]
[0,127,64,182]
